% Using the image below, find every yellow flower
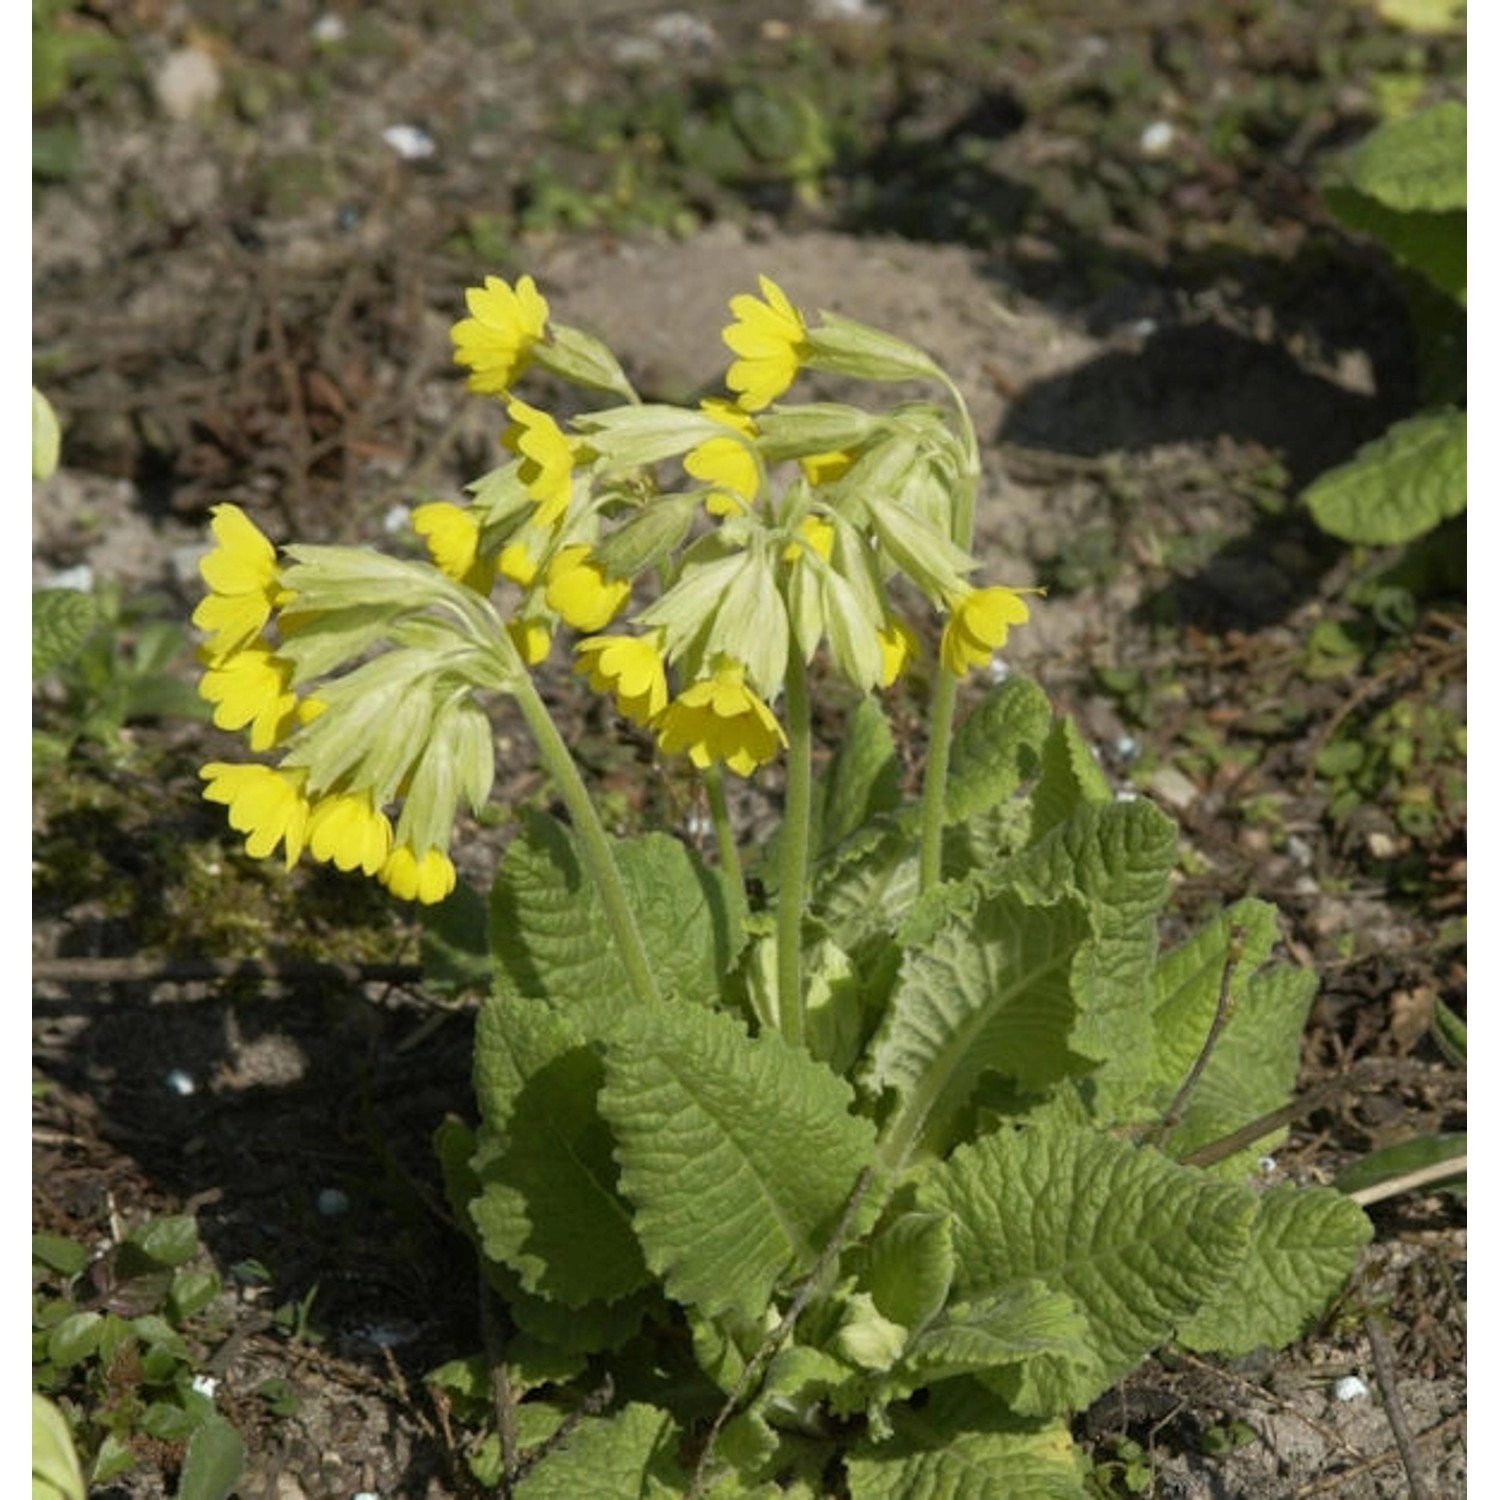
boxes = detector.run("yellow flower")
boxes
[498,539,539,586]
[545,545,630,633]
[379,844,457,904]
[940,585,1033,677]
[575,632,669,727]
[799,448,856,485]
[200,762,311,868]
[782,515,835,565]
[412,502,495,593]
[508,617,553,665]
[685,399,761,506]
[198,642,299,751]
[876,616,920,687]
[722,275,808,412]
[656,660,787,777]
[503,399,574,528]
[192,504,288,665]
[306,788,393,876]
[451,274,550,395]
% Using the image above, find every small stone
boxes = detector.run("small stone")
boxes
[1139,120,1175,157]
[1332,1375,1369,1402]
[381,124,436,161]
[165,1069,197,1097]
[317,1188,350,1217]
[153,47,222,122]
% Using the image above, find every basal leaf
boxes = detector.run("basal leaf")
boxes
[847,1385,1086,1499]
[1156,964,1319,1176]
[1025,715,1112,845]
[1175,1185,1372,1356]
[1304,409,1466,546]
[470,996,648,1305]
[996,799,1177,1115]
[514,1401,686,1499]
[859,1212,954,1332]
[1148,899,1280,1095]
[1324,186,1465,303]
[903,1281,1090,1385]
[865,889,1093,1166]
[600,1005,876,1318]
[945,674,1051,823]
[918,1120,1255,1414]
[489,811,742,1025]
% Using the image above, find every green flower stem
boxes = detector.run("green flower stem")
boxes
[508,669,663,1008]
[776,648,813,1049]
[918,375,981,896]
[917,666,959,893]
[703,766,749,932]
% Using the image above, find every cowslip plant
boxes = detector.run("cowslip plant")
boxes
[193,273,1371,1495]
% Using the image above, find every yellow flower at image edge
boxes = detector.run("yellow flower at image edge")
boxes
[192,503,288,663]
[575,633,669,726]
[656,662,787,777]
[380,845,457,904]
[201,763,311,868]
[940,586,1033,677]
[722,275,808,412]
[451,273,549,394]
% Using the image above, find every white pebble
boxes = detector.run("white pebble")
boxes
[382,124,436,161]
[317,1188,350,1217]
[1332,1375,1369,1402]
[165,1069,197,1097]
[1139,120,1175,157]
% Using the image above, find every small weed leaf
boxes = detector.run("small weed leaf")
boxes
[600,1005,876,1319]
[33,589,98,680]
[176,1413,246,1500]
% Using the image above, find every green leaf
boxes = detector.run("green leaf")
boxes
[1025,715,1113,843]
[176,1414,246,1500]
[859,1211,954,1332]
[470,996,648,1306]
[1326,182,1465,303]
[1333,1132,1467,1197]
[1176,1185,1372,1356]
[847,1385,1086,1499]
[1346,101,1466,214]
[997,799,1178,1115]
[903,1281,1090,1385]
[32,589,99,679]
[33,1234,90,1276]
[420,879,493,995]
[514,1402,687,1498]
[489,812,742,1026]
[1304,409,1466,545]
[945,674,1052,823]
[918,1120,1255,1414]
[130,1214,200,1267]
[816,696,902,856]
[600,1005,876,1317]
[1156,964,1320,1175]
[48,1311,103,1368]
[33,1394,86,1500]
[865,889,1094,1164]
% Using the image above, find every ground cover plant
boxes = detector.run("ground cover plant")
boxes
[189,274,1373,1495]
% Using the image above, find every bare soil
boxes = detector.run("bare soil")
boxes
[33,3,1464,1496]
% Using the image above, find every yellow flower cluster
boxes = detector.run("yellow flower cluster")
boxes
[193,504,456,904]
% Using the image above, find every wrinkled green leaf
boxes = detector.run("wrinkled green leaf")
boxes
[1304,409,1466,545]
[489,812,742,1026]
[514,1401,686,1498]
[815,695,902,856]
[1176,1185,1372,1355]
[859,1212,954,1332]
[600,1005,876,1317]
[919,1120,1255,1414]
[945,674,1052,823]
[866,889,1093,1165]
[470,996,648,1306]
[1025,714,1112,844]
[1346,100,1466,213]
